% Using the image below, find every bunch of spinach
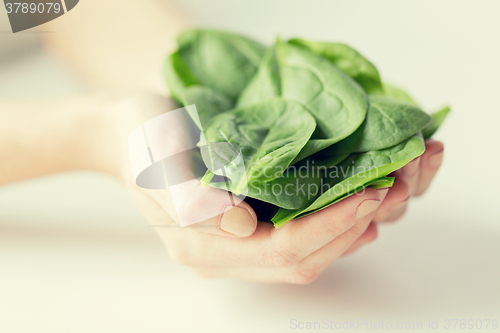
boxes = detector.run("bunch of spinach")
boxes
[165,29,449,228]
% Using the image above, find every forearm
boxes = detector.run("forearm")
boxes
[0,96,116,185]
[40,0,190,92]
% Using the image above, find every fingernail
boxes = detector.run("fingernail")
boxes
[356,199,381,219]
[377,188,389,201]
[220,206,256,237]
[403,157,420,176]
[429,151,443,167]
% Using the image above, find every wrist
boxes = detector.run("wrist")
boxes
[91,92,180,182]
[79,93,130,179]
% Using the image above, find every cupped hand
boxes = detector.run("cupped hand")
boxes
[104,93,443,283]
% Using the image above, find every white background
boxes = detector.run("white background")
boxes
[1,1,499,332]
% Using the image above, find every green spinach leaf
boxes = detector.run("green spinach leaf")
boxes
[209,153,348,209]
[272,133,425,226]
[177,29,266,99]
[182,85,234,130]
[164,51,198,104]
[382,83,419,105]
[202,99,316,194]
[289,38,383,94]
[323,95,431,154]
[210,170,322,210]
[164,29,449,228]
[237,46,281,107]
[422,106,450,139]
[238,41,369,162]
[279,42,368,148]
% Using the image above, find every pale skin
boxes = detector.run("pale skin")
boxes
[0,0,444,284]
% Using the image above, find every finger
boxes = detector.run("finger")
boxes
[295,204,378,270]
[393,156,421,196]
[373,178,410,223]
[382,201,408,222]
[127,186,257,271]
[192,220,379,284]
[162,221,274,267]
[342,222,378,256]
[168,188,388,268]
[415,140,444,196]
[264,187,388,266]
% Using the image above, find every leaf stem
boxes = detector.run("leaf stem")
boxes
[200,170,215,186]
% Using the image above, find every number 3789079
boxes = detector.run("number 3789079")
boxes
[5,2,62,14]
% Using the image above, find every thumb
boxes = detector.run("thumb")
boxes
[143,180,258,237]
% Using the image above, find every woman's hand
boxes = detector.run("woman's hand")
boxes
[0,92,443,284]
[101,93,443,283]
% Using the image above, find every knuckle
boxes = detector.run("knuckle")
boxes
[349,221,370,237]
[400,182,410,199]
[322,218,348,237]
[313,204,358,235]
[262,244,301,267]
[397,205,408,218]
[285,267,321,285]
[362,226,378,243]
[366,229,378,242]
[427,140,444,154]
[398,181,411,200]
[385,204,408,222]
[414,188,426,197]
[167,245,198,266]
